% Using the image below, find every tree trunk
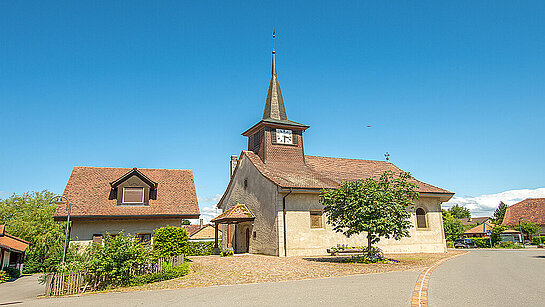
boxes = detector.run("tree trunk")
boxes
[367,232,372,250]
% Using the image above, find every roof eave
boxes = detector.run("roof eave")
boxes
[242,119,309,136]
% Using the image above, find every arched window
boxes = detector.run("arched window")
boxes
[416,208,427,229]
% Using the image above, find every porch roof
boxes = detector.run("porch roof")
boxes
[211,203,255,224]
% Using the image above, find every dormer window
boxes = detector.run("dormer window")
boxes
[122,187,144,204]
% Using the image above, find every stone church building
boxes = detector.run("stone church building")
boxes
[215,46,454,256]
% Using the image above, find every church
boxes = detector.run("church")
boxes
[214,41,454,256]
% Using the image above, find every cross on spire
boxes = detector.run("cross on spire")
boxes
[385,152,390,162]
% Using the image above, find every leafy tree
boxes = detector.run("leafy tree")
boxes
[153,226,189,257]
[441,210,465,241]
[520,221,540,239]
[492,202,508,224]
[447,204,471,219]
[0,190,67,273]
[491,224,506,246]
[320,171,419,250]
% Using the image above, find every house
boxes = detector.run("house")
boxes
[502,198,545,240]
[463,221,494,238]
[0,225,30,274]
[213,45,454,256]
[458,217,491,227]
[183,219,219,241]
[54,167,200,244]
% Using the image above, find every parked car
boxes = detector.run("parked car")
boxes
[454,238,476,248]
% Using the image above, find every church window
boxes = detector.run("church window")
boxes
[416,208,428,229]
[122,187,144,204]
[244,179,248,189]
[310,210,324,229]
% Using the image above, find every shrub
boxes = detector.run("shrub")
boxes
[3,267,21,279]
[495,241,522,249]
[446,241,454,248]
[470,237,491,248]
[187,240,221,256]
[86,232,150,286]
[531,236,545,245]
[0,271,9,283]
[129,262,190,286]
[153,226,189,258]
[220,248,234,257]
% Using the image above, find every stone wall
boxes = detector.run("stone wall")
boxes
[219,154,279,255]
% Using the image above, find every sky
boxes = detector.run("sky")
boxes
[1,1,545,222]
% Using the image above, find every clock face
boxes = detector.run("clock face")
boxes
[276,129,293,144]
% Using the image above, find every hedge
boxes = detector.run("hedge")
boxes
[186,240,221,256]
[532,236,545,245]
[3,267,21,279]
[129,262,190,286]
[470,237,491,248]
[0,271,9,283]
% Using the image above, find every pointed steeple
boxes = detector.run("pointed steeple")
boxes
[263,31,288,121]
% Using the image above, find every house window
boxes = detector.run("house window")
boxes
[92,234,103,244]
[310,210,324,229]
[122,187,144,204]
[416,208,427,229]
[136,233,151,244]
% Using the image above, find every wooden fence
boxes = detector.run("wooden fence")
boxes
[44,254,184,296]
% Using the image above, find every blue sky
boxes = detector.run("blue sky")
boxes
[1,1,544,219]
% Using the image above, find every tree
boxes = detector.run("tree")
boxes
[320,171,419,250]
[492,202,508,224]
[520,221,540,239]
[447,204,471,219]
[0,190,67,273]
[441,210,465,241]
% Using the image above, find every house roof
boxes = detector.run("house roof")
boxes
[464,222,494,235]
[0,226,30,253]
[211,203,255,223]
[502,198,545,226]
[183,224,203,236]
[242,151,453,195]
[54,167,199,220]
[458,217,491,226]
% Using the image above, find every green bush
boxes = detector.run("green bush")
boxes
[0,271,9,283]
[470,237,491,248]
[531,236,545,245]
[187,240,221,256]
[3,267,21,279]
[86,232,150,286]
[129,262,190,286]
[153,226,188,258]
[495,241,523,249]
[220,248,234,257]
[446,241,454,248]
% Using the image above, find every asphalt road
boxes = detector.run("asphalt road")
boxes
[429,249,545,307]
[0,274,44,305]
[31,271,419,307]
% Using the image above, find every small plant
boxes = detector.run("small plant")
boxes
[0,271,9,283]
[129,262,190,286]
[446,241,454,248]
[220,248,234,257]
[3,267,21,279]
[495,241,523,249]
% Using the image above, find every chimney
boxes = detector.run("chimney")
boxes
[200,218,203,228]
[230,155,238,178]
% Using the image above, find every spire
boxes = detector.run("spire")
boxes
[263,30,288,121]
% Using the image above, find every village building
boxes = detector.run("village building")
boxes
[214,44,454,256]
[502,198,545,240]
[183,219,218,241]
[54,167,199,244]
[0,225,30,274]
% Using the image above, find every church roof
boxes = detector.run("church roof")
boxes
[242,151,453,195]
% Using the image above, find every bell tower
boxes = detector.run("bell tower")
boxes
[242,32,309,164]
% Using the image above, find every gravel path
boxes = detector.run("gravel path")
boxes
[124,251,465,292]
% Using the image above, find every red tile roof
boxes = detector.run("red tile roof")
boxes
[502,198,545,226]
[183,224,202,236]
[211,203,255,223]
[54,167,199,220]
[243,151,452,194]
[464,222,494,234]
[0,226,30,253]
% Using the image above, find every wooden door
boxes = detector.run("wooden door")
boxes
[245,227,250,253]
